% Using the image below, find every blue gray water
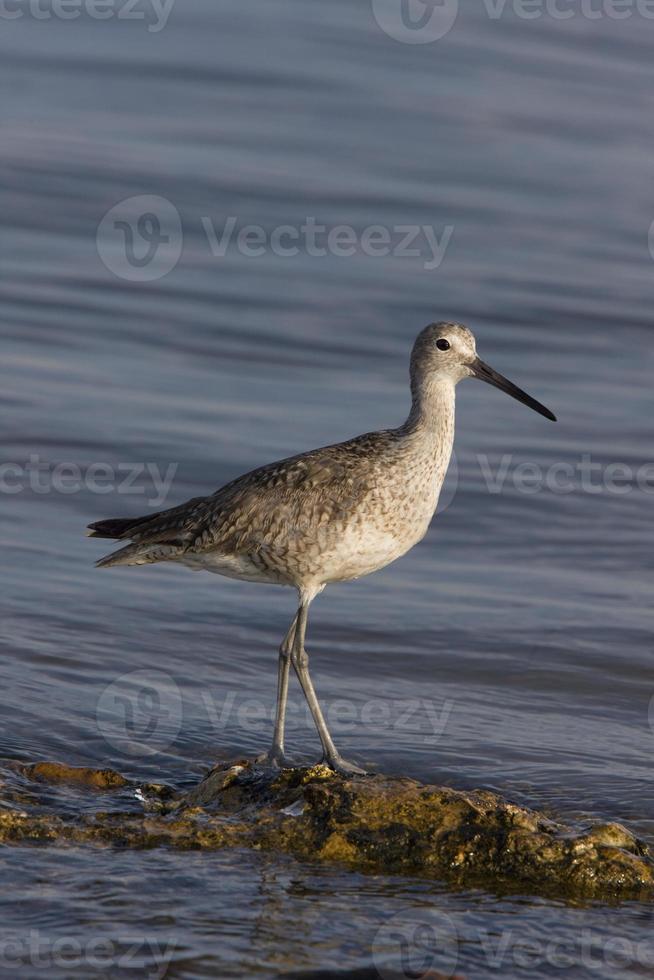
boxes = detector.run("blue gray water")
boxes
[2,1,654,976]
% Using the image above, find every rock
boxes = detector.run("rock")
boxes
[17,761,129,790]
[1,758,652,900]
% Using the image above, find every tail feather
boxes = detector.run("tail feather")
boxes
[87,516,148,539]
[88,496,209,568]
[95,542,180,569]
[88,512,183,568]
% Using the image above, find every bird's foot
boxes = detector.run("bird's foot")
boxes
[255,747,289,770]
[322,754,368,777]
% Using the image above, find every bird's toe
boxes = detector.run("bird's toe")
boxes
[255,748,289,770]
[323,754,368,777]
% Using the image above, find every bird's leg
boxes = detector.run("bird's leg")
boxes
[291,602,367,777]
[256,612,297,769]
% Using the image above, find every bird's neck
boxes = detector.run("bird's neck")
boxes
[399,375,456,457]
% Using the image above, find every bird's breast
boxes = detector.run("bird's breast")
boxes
[317,445,451,584]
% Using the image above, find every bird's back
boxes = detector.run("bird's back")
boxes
[89,428,415,584]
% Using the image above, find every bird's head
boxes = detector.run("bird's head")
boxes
[411,321,556,421]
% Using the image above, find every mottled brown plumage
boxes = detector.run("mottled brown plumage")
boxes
[88,322,555,773]
[89,425,453,589]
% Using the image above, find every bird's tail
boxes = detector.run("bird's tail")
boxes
[94,541,179,569]
[87,515,180,568]
[86,517,146,539]
[87,496,207,568]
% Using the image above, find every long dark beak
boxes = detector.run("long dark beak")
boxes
[471,358,556,422]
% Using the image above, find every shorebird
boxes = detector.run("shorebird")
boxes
[88,323,555,774]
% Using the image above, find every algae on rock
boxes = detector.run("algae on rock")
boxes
[0,757,651,901]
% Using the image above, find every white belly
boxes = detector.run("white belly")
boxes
[180,552,287,585]
[178,449,446,590]
[319,511,433,584]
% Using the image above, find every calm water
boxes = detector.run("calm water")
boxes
[2,1,654,976]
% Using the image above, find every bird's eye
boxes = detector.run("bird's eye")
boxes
[436,339,450,351]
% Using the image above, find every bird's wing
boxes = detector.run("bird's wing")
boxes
[89,431,390,567]
[199,434,387,555]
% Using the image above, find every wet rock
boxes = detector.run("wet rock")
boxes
[2,758,653,901]
[181,760,250,807]
[200,764,653,898]
[0,807,64,843]
[17,761,129,790]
